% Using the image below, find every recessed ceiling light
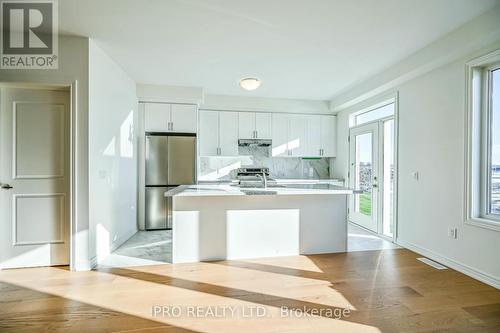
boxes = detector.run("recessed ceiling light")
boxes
[239,78,261,91]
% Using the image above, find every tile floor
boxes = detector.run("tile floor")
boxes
[348,223,401,251]
[98,230,172,268]
[99,223,400,268]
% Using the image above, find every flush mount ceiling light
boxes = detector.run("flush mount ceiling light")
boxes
[239,78,261,91]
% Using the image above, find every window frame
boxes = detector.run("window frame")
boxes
[483,63,500,221]
[465,49,500,231]
[349,99,395,128]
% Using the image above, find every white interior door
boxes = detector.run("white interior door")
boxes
[0,88,70,269]
[349,123,379,232]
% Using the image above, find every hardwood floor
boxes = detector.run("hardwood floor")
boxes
[0,249,499,332]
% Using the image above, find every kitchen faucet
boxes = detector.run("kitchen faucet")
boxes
[256,172,268,188]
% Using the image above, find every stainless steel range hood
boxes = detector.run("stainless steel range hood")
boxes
[238,139,272,147]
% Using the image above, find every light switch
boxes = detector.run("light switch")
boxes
[411,171,419,180]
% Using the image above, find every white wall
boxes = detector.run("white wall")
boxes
[0,35,91,271]
[137,83,203,104]
[202,94,331,114]
[88,40,138,263]
[333,8,500,287]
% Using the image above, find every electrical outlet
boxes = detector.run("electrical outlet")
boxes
[448,227,457,239]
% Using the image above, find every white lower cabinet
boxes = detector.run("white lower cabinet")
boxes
[199,110,239,156]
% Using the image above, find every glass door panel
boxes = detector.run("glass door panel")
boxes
[349,123,379,232]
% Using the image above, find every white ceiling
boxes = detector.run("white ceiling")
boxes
[59,0,499,100]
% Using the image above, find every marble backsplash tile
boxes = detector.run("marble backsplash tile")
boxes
[199,146,331,181]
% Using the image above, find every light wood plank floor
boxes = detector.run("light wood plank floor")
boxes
[1,249,499,332]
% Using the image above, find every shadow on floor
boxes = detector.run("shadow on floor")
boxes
[0,281,199,333]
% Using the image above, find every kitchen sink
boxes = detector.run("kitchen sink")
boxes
[240,189,278,195]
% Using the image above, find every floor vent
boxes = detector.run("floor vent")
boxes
[417,257,447,270]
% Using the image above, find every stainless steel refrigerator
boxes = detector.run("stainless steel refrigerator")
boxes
[145,133,196,230]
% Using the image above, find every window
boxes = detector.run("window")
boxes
[465,50,500,230]
[350,101,394,127]
[487,68,500,216]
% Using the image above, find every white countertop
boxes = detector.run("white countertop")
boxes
[165,184,356,197]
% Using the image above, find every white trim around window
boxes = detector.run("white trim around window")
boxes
[464,49,500,232]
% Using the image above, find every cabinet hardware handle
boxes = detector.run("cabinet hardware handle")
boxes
[255,130,258,138]
[1,184,13,190]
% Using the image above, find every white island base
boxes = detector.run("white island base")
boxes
[169,186,349,263]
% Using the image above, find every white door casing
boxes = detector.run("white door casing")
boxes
[0,88,70,269]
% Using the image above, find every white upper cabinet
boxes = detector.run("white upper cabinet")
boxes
[288,114,308,157]
[306,115,322,157]
[255,113,272,139]
[144,103,170,132]
[238,112,272,139]
[200,110,336,158]
[144,102,197,133]
[199,110,219,156]
[238,112,255,139]
[320,115,336,157]
[170,104,197,133]
[199,110,239,156]
[271,113,289,157]
[219,112,239,156]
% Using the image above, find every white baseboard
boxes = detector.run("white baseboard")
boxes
[74,259,93,271]
[397,239,500,289]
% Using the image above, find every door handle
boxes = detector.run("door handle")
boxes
[1,184,13,190]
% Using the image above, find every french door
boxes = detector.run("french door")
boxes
[349,123,379,232]
[349,119,395,238]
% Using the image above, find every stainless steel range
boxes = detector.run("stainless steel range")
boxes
[236,167,276,188]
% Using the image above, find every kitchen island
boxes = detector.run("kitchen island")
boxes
[165,184,355,263]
